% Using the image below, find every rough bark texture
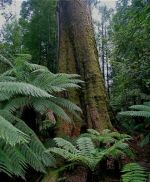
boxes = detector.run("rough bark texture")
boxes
[57,0,112,136]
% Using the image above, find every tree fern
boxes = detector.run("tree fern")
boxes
[48,130,133,171]
[82,129,131,144]
[0,54,82,177]
[49,138,101,171]
[0,110,54,177]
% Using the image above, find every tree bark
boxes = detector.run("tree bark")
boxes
[57,0,112,136]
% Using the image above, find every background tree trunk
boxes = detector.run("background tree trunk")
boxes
[57,0,112,136]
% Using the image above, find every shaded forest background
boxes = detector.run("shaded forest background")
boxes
[0,0,150,181]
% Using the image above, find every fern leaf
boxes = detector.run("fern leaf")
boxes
[0,115,29,145]
[129,105,150,112]
[76,137,95,156]
[54,138,78,153]
[50,97,82,112]
[3,97,32,112]
[121,163,148,182]
[0,82,52,98]
[119,111,150,118]
[33,99,71,122]
[0,54,13,67]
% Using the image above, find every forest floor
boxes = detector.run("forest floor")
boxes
[130,136,150,170]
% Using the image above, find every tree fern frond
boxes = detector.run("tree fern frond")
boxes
[0,54,83,177]
[17,144,46,173]
[31,72,83,93]
[0,82,52,98]
[50,97,82,112]
[87,129,101,136]
[0,148,25,177]
[0,75,16,82]
[76,137,95,156]
[121,163,148,182]
[0,92,13,101]
[84,129,131,144]
[129,105,150,112]
[54,138,78,153]
[3,97,32,112]
[25,62,49,72]
[144,102,150,106]
[119,111,150,118]
[0,69,14,77]
[6,113,55,166]
[0,110,55,169]
[48,129,133,171]
[0,115,29,146]
[32,99,71,122]
[0,54,13,67]
[49,147,77,162]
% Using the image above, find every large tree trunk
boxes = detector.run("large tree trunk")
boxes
[57,0,112,136]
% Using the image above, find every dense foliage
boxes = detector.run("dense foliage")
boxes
[0,54,82,177]
[110,0,150,109]
[0,0,150,181]
[20,0,58,71]
[49,129,133,171]
[121,163,149,182]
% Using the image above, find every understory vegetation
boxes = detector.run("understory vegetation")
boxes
[0,0,150,181]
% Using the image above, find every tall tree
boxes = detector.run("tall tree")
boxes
[0,19,22,57]
[110,0,150,110]
[57,0,112,136]
[20,0,58,72]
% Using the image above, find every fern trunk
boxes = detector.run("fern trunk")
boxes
[57,0,112,136]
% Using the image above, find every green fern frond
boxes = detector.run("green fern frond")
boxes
[0,54,13,67]
[76,137,95,156]
[129,105,150,112]
[25,62,49,72]
[0,115,29,146]
[119,111,150,118]
[31,72,83,93]
[121,163,148,182]
[0,54,83,177]
[32,99,71,122]
[0,145,26,178]
[17,144,46,173]
[50,97,82,113]
[3,97,32,112]
[0,110,54,174]
[84,129,131,144]
[0,92,13,101]
[0,82,52,98]
[54,138,78,153]
[6,114,55,167]
[0,75,16,82]
[48,130,132,171]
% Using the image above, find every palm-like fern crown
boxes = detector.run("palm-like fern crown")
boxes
[48,129,133,171]
[0,54,83,177]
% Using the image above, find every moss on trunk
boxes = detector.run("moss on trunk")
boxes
[57,0,113,136]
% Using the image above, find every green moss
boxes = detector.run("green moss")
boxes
[42,170,58,182]
[57,0,113,134]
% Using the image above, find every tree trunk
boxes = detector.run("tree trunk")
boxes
[57,0,112,136]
